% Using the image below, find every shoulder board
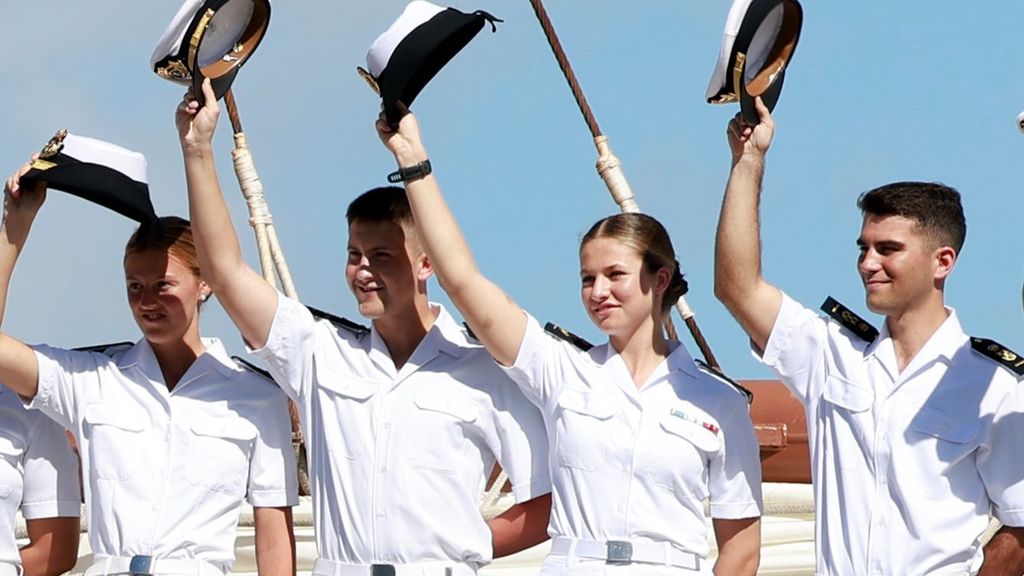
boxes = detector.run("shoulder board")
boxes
[230,355,278,385]
[820,296,878,343]
[695,359,754,404]
[72,342,134,356]
[462,322,479,342]
[970,338,1024,377]
[544,322,594,352]
[306,305,370,335]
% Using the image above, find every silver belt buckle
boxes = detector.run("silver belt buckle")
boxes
[369,565,395,576]
[606,541,633,564]
[129,556,154,576]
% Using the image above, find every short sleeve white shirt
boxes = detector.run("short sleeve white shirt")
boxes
[757,293,1024,575]
[0,386,80,566]
[251,295,551,569]
[502,314,762,573]
[29,338,298,573]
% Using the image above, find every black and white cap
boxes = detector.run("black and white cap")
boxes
[151,0,271,105]
[706,0,802,124]
[358,1,501,126]
[20,130,158,223]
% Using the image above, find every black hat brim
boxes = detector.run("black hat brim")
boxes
[376,8,490,126]
[20,159,157,224]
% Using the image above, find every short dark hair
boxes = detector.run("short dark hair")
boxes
[346,186,413,227]
[857,182,966,254]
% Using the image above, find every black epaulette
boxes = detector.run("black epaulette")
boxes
[72,342,134,356]
[820,296,878,343]
[231,355,279,385]
[544,322,594,352]
[306,305,370,336]
[970,338,1024,377]
[695,359,754,404]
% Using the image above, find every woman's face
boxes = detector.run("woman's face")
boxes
[579,237,664,338]
[124,249,207,346]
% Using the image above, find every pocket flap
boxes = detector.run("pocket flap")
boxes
[190,417,258,441]
[822,374,873,412]
[316,362,377,400]
[413,389,478,423]
[661,411,722,452]
[912,407,980,444]
[84,403,147,432]
[557,389,616,419]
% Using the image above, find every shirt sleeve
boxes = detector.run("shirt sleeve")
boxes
[753,292,830,405]
[20,415,81,520]
[707,394,763,519]
[248,292,320,404]
[29,344,102,430]
[979,382,1024,527]
[487,376,552,504]
[246,388,299,508]
[501,313,568,410]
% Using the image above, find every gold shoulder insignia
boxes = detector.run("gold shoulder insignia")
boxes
[307,305,370,336]
[970,338,1024,377]
[544,322,594,352]
[696,359,753,403]
[821,296,879,343]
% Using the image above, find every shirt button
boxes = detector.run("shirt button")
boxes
[379,466,386,474]
[376,510,386,518]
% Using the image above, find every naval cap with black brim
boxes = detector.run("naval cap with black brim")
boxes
[150,0,271,106]
[357,1,501,127]
[19,130,158,224]
[706,0,802,124]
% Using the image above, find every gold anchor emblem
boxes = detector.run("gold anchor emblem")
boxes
[39,129,68,159]
[356,66,381,96]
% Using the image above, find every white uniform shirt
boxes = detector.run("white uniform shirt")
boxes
[503,315,762,574]
[29,338,298,573]
[758,294,1024,575]
[252,296,550,569]
[0,386,80,566]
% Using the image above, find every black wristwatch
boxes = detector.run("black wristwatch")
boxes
[387,159,432,183]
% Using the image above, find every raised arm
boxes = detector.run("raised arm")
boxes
[0,160,47,398]
[376,107,526,367]
[176,79,278,349]
[714,97,784,353]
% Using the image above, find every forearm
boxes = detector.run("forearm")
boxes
[0,221,41,398]
[487,493,551,558]
[714,155,766,305]
[979,526,1024,576]
[21,517,80,576]
[712,517,759,576]
[254,507,295,576]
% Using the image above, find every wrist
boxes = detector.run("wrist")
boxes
[181,140,214,159]
[392,145,429,168]
[731,152,766,170]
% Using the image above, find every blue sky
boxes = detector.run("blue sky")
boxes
[1,1,1022,379]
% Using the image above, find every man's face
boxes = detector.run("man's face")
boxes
[857,214,944,316]
[345,219,423,321]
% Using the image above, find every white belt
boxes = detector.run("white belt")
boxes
[85,557,224,576]
[312,558,476,576]
[0,562,22,576]
[550,537,701,570]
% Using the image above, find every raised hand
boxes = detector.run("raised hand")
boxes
[176,78,221,152]
[3,156,47,237]
[727,97,775,163]
[375,101,429,167]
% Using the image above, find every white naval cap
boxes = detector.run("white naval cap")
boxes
[150,0,271,104]
[706,0,803,124]
[20,130,157,223]
[357,1,502,126]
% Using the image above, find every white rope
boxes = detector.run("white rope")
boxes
[594,136,639,214]
[481,470,509,511]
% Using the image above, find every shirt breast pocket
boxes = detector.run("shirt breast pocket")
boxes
[316,363,377,461]
[409,390,480,476]
[555,390,615,472]
[897,406,981,501]
[186,416,258,497]
[821,374,874,471]
[84,403,148,481]
[646,413,721,495]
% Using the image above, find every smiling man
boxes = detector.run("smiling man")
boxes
[713,99,1024,575]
